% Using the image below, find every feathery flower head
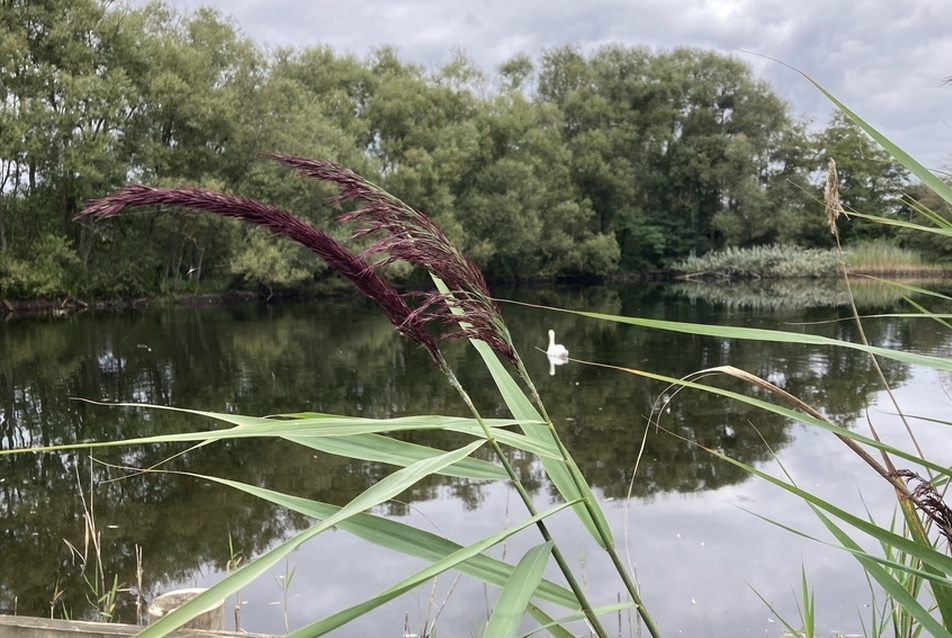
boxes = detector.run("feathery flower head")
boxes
[78,185,443,364]
[824,158,847,236]
[267,153,521,368]
[891,469,952,543]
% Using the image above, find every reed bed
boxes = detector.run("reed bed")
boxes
[673,245,842,280]
[845,240,950,277]
[673,242,951,281]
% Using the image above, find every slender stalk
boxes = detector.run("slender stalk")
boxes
[442,368,611,638]
[559,435,660,636]
[516,359,662,637]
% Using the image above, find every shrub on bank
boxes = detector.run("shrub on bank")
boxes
[671,244,842,280]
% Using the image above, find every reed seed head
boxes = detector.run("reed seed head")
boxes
[891,469,952,543]
[80,154,524,372]
[78,185,443,363]
[824,158,847,235]
[267,153,521,368]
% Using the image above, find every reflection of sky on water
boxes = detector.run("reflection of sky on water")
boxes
[172,365,952,637]
[4,287,950,635]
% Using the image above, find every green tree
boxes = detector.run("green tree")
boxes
[816,111,908,243]
[362,48,482,249]
[455,88,618,277]
[0,0,148,295]
[536,45,812,270]
[0,1,843,296]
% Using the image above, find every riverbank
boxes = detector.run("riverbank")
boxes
[4,248,950,320]
[0,291,261,320]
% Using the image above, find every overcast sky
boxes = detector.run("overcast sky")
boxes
[149,0,952,170]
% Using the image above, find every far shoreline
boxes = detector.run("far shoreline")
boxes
[4,268,952,321]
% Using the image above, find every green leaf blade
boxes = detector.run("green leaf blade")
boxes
[484,542,554,638]
[135,439,487,638]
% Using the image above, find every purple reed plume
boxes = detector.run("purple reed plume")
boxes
[266,153,520,368]
[78,185,443,364]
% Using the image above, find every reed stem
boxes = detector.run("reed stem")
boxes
[443,370,611,638]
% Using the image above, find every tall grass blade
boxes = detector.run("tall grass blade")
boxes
[0,406,557,460]
[483,542,553,638]
[281,432,508,480]
[519,603,639,638]
[705,448,952,589]
[507,302,952,373]
[747,509,952,587]
[603,363,952,479]
[468,334,608,544]
[848,210,952,239]
[186,474,580,608]
[716,451,952,636]
[811,505,952,638]
[800,566,815,638]
[285,502,579,637]
[895,493,952,628]
[800,73,952,207]
[903,297,952,332]
[749,586,808,638]
[857,276,952,304]
[136,440,486,638]
[275,411,559,459]
[434,277,611,547]
[902,197,952,229]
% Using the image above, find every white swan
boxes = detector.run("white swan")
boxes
[546,329,569,359]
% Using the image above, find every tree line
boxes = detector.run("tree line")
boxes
[0,0,919,299]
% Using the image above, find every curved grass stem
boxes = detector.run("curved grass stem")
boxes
[513,356,661,637]
[442,370,612,638]
[557,436,660,637]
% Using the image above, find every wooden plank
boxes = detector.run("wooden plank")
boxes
[147,589,224,631]
[0,616,273,638]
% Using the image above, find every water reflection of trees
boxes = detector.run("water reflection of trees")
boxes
[668,278,952,312]
[0,285,929,619]
[490,284,913,499]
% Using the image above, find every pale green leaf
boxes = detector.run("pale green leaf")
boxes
[190,474,580,608]
[434,277,611,546]
[505,301,952,374]
[283,432,507,480]
[484,542,553,638]
[800,72,952,208]
[285,501,579,637]
[135,440,485,638]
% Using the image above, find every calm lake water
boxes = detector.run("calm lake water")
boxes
[2,281,951,636]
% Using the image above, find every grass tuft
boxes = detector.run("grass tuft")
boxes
[672,245,842,280]
[845,241,949,277]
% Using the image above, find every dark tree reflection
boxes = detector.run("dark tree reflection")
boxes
[0,283,934,619]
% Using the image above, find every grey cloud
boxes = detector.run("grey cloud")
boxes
[147,0,952,168]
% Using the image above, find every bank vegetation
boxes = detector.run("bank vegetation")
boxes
[1,0,948,300]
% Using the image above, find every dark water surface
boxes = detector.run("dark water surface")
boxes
[2,282,950,636]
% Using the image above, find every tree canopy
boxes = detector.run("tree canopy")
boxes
[0,0,913,299]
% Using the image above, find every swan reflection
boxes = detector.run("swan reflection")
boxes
[547,353,569,376]
[545,329,569,375]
